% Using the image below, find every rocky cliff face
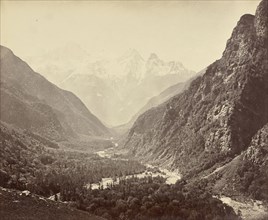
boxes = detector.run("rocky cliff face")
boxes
[124,0,268,178]
[0,46,110,140]
[207,122,268,201]
[115,69,205,135]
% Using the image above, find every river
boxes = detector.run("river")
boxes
[92,146,268,219]
[215,195,267,220]
[87,147,181,190]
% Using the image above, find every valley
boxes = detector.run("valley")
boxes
[93,147,268,220]
[91,147,181,189]
[0,123,239,220]
[1,0,268,219]
[26,47,196,126]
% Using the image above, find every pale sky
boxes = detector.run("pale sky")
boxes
[1,0,260,72]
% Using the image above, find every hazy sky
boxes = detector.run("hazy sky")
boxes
[1,0,260,72]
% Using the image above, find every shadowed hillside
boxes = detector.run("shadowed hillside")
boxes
[0,46,110,140]
[124,0,268,200]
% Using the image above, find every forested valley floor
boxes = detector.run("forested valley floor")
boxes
[0,123,242,220]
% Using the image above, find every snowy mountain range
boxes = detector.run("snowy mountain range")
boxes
[26,46,195,126]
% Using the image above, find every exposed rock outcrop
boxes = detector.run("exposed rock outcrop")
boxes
[124,0,268,181]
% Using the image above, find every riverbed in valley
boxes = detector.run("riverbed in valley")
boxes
[92,146,268,220]
[89,146,181,190]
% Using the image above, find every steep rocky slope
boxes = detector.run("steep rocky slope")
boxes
[124,0,268,183]
[112,82,187,135]
[138,68,206,119]
[115,68,207,134]
[208,123,268,201]
[0,46,109,140]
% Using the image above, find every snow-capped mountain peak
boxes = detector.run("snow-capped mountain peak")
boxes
[26,46,195,125]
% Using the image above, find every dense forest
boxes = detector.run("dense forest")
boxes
[0,123,242,220]
[62,176,239,220]
[0,123,145,197]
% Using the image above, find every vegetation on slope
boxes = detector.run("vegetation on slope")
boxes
[0,122,240,220]
[61,176,239,220]
[0,123,145,197]
[0,187,104,220]
[124,0,268,201]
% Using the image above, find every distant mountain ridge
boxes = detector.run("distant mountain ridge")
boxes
[124,0,268,200]
[118,68,207,134]
[0,45,110,141]
[27,47,195,126]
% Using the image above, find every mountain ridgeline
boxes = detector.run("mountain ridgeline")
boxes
[0,46,110,141]
[28,47,195,126]
[59,50,196,126]
[1,1,268,219]
[124,0,268,197]
[115,68,207,134]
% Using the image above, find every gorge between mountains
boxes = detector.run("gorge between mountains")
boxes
[0,0,268,220]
